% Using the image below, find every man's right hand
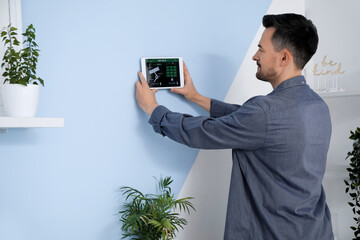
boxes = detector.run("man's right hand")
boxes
[171,62,211,112]
[171,62,198,102]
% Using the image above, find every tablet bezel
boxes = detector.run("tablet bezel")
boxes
[140,57,184,89]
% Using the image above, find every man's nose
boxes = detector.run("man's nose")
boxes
[252,53,258,61]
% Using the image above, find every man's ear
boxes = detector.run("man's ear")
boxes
[280,49,291,66]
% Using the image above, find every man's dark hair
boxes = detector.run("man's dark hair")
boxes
[262,13,318,69]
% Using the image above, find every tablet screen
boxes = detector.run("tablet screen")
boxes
[144,58,182,88]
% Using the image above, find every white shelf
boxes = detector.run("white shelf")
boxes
[324,165,348,179]
[0,117,64,133]
[317,91,360,98]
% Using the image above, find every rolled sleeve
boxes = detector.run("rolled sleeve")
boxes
[210,99,241,117]
[148,98,267,150]
[148,105,171,136]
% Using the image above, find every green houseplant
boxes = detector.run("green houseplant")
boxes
[119,176,195,240]
[345,127,360,239]
[1,24,44,86]
[1,24,44,117]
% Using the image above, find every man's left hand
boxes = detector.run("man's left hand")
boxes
[135,71,159,116]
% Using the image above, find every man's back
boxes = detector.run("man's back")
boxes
[224,76,333,239]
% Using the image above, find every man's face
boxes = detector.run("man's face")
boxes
[252,27,281,82]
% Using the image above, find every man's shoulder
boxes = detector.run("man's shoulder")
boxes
[243,95,268,104]
[242,95,273,111]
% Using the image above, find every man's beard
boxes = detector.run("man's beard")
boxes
[255,63,277,82]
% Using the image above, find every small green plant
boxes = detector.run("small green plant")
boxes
[119,176,195,240]
[1,24,44,86]
[345,127,360,240]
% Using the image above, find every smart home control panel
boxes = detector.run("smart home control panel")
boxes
[141,57,184,89]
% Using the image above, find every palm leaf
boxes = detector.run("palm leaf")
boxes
[119,176,195,239]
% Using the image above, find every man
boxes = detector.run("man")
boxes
[136,13,333,239]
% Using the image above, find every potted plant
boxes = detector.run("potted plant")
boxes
[119,176,195,240]
[1,24,44,117]
[345,127,360,239]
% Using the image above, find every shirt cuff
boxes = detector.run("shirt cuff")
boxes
[148,105,171,135]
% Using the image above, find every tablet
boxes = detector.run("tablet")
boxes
[141,57,184,89]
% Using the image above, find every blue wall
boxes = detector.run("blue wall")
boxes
[0,0,270,239]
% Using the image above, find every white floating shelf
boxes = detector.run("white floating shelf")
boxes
[324,165,348,179]
[318,91,360,98]
[0,117,64,130]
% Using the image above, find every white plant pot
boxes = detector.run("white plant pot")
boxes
[2,83,40,117]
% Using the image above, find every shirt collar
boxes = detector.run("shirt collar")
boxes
[269,75,306,95]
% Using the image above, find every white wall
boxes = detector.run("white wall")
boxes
[322,95,360,239]
[0,0,9,56]
[0,0,10,113]
[305,1,360,238]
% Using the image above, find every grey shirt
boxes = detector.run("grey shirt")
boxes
[149,75,334,239]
